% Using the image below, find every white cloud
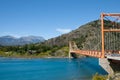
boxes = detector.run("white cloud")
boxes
[56,28,71,34]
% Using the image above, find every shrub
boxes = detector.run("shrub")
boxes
[92,73,107,80]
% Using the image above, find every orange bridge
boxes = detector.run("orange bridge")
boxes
[69,13,120,59]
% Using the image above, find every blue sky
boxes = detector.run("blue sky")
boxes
[0,0,120,39]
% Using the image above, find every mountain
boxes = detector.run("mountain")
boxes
[44,20,120,50]
[0,35,45,46]
[44,20,100,46]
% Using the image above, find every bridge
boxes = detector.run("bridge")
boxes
[69,13,120,75]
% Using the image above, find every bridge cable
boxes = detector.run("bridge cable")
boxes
[99,18,102,51]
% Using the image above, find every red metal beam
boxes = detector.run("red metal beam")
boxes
[104,29,120,32]
[102,13,120,16]
[101,13,105,58]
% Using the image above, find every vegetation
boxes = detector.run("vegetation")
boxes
[92,73,108,80]
[0,43,69,58]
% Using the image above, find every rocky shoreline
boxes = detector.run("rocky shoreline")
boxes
[108,73,120,80]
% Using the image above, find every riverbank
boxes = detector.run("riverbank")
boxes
[0,46,71,58]
[0,50,85,59]
[0,55,70,59]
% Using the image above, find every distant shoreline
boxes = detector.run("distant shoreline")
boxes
[0,55,86,59]
[0,56,71,59]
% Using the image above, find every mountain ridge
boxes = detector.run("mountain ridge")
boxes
[44,20,100,47]
[43,19,120,50]
[0,35,45,46]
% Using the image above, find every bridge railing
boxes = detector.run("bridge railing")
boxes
[69,41,120,58]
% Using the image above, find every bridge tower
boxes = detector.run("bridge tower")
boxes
[101,13,120,58]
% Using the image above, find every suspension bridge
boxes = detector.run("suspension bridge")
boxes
[69,13,120,75]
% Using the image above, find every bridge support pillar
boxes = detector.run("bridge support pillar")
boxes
[99,58,120,76]
[99,58,114,76]
[68,51,71,58]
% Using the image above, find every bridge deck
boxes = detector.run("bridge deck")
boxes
[106,54,120,60]
[70,50,120,59]
[70,50,102,58]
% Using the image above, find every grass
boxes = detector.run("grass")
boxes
[92,73,108,80]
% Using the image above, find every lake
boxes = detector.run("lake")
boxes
[0,57,107,80]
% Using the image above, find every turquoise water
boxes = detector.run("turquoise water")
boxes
[0,57,107,80]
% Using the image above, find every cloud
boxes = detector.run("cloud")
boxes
[56,28,71,34]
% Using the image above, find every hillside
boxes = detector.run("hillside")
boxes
[44,20,100,48]
[44,20,120,50]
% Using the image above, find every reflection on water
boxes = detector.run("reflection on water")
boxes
[0,57,107,80]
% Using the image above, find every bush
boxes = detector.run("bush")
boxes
[92,73,107,80]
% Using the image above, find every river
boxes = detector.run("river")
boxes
[0,57,107,80]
